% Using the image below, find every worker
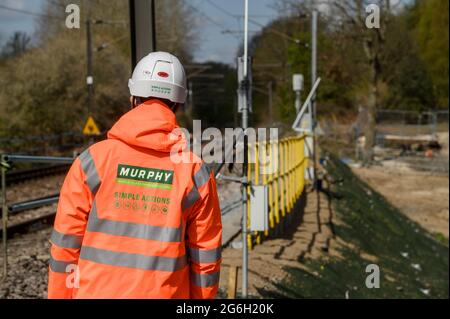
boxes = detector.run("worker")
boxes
[48,52,222,299]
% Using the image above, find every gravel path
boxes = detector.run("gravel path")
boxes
[218,189,336,298]
[0,175,65,298]
[0,227,51,299]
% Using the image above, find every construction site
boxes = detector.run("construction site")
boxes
[0,0,448,300]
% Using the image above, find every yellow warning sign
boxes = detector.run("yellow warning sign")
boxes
[83,116,101,135]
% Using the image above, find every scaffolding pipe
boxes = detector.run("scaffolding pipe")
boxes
[8,194,60,214]
[311,9,318,188]
[1,154,7,279]
[3,155,74,164]
[241,0,249,299]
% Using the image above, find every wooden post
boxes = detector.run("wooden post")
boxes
[227,265,239,299]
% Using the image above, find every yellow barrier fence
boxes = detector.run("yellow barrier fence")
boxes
[246,135,308,249]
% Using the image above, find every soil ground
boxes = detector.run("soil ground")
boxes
[352,166,449,239]
[219,188,337,298]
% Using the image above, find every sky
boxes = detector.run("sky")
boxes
[0,0,43,42]
[188,0,279,64]
[0,0,279,65]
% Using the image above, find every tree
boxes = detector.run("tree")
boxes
[328,0,399,164]
[382,12,435,111]
[189,62,237,129]
[411,0,449,108]
[0,0,199,142]
[249,2,365,127]
[1,31,31,58]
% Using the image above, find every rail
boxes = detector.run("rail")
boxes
[2,155,74,164]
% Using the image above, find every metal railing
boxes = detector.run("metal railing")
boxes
[246,135,307,249]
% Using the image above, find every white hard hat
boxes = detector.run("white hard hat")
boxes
[128,51,187,104]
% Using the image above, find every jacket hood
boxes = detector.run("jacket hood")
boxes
[107,99,185,153]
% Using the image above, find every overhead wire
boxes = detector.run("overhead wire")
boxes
[204,0,301,44]
[202,0,242,34]
[0,3,63,20]
[45,0,67,8]
[185,1,241,41]
[96,34,129,52]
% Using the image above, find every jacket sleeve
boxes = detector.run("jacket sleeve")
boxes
[47,157,93,299]
[185,163,222,299]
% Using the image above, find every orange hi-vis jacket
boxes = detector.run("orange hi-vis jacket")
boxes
[48,100,222,299]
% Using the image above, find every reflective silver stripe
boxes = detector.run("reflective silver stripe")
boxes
[190,271,220,287]
[182,164,211,212]
[193,164,210,188]
[87,201,182,242]
[80,246,187,272]
[187,247,221,263]
[49,256,77,273]
[182,186,200,211]
[50,229,83,249]
[79,149,101,195]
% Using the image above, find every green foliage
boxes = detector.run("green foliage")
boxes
[248,17,299,126]
[248,0,448,127]
[0,0,447,140]
[0,30,129,137]
[382,14,436,111]
[0,0,198,143]
[250,14,366,126]
[412,0,449,108]
[1,32,31,58]
[190,62,237,129]
[275,85,296,122]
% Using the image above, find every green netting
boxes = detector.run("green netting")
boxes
[259,156,449,299]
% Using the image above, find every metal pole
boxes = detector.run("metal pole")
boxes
[311,10,317,118]
[189,81,194,118]
[129,0,156,69]
[243,0,249,81]
[3,155,74,164]
[295,91,301,114]
[234,95,238,128]
[1,155,7,279]
[241,0,249,299]
[86,16,93,116]
[268,81,273,120]
[311,9,318,188]
[432,111,437,137]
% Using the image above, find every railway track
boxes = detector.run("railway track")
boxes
[4,164,70,186]
[1,212,56,238]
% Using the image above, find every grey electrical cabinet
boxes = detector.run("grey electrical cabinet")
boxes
[237,56,253,113]
[250,185,269,231]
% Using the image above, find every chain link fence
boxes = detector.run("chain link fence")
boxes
[320,109,449,175]
[376,109,448,140]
